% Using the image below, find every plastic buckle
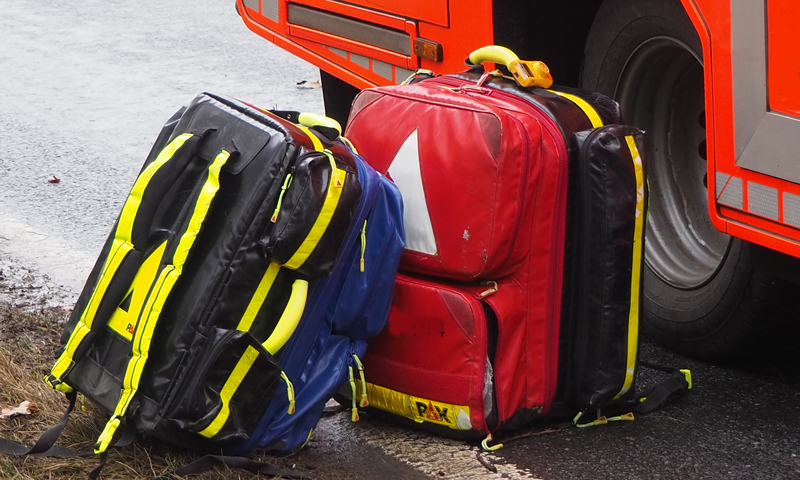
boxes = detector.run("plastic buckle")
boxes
[680,369,693,390]
[94,415,121,454]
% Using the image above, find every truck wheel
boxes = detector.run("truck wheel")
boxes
[580,0,797,360]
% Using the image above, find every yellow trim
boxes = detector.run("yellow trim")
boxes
[107,241,169,341]
[547,90,604,128]
[283,166,347,270]
[197,345,260,438]
[296,125,324,152]
[50,240,133,381]
[614,136,645,400]
[468,45,520,68]
[359,382,472,431]
[262,279,308,355]
[236,262,282,332]
[50,133,196,386]
[297,112,341,138]
[97,149,231,452]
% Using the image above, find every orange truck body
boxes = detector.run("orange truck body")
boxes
[238,0,800,259]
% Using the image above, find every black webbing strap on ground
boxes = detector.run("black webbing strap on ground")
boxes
[633,361,692,415]
[0,391,82,457]
[155,455,319,479]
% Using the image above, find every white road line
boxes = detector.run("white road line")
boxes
[319,409,538,479]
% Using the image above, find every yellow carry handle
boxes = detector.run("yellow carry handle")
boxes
[297,112,342,139]
[262,279,309,354]
[468,45,553,89]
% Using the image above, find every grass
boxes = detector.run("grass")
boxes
[0,305,316,479]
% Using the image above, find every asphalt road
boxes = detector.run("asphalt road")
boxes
[3,1,800,479]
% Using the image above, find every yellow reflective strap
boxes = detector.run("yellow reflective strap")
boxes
[101,148,231,441]
[262,279,308,355]
[94,415,121,454]
[237,262,282,332]
[296,125,324,152]
[282,166,347,270]
[50,133,196,386]
[546,90,604,128]
[50,239,134,381]
[614,136,645,400]
[173,150,230,268]
[197,345,261,438]
[115,266,178,416]
[117,133,195,240]
[107,241,169,341]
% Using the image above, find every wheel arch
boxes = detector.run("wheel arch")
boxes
[492,0,605,87]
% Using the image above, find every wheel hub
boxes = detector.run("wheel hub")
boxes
[615,37,729,289]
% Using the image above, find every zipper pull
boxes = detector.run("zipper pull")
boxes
[281,371,296,415]
[360,220,368,272]
[352,354,369,407]
[478,281,498,299]
[271,173,294,223]
[348,366,360,422]
[323,150,342,188]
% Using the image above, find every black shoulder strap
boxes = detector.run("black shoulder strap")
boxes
[633,361,692,415]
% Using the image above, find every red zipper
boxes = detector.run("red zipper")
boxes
[424,76,568,415]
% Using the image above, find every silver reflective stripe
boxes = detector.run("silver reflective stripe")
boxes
[261,0,279,22]
[747,182,778,220]
[784,193,800,228]
[396,67,415,85]
[373,59,393,81]
[329,47,347,59]
[350,53,370,70]
[243,0,259,11]
[387,130,438,255]
[287,4,412,56]
[716,173,744,210]
[731,0,800,183]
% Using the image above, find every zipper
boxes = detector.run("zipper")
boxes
[270,156,377,379]
[425,76,569,414]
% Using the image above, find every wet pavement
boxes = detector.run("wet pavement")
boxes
[3,0,800,479]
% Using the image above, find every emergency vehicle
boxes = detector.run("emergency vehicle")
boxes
[236,0,800,361]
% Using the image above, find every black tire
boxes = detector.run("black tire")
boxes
[580,0,800,361]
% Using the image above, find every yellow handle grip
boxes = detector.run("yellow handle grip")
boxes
[297,112,342,138]
[262,279,309,355]
[467,45,553,89]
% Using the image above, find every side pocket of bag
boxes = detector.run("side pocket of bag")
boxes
[263,150,362,277]
[167,328,284,446]
[331,176,405,338]
[568,125,647,411]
